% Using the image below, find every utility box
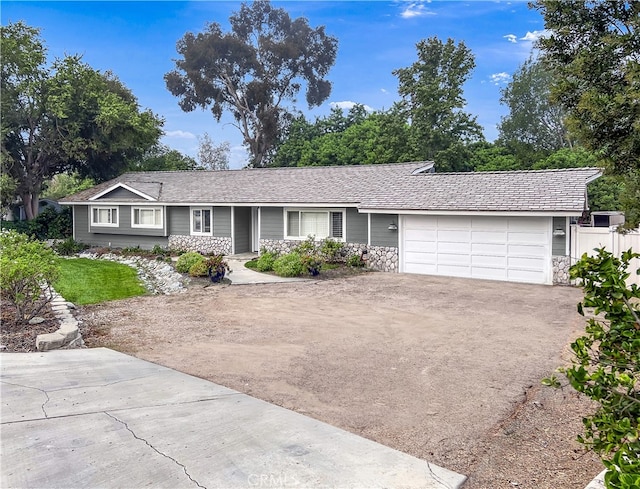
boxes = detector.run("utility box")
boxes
[591,211,625,227]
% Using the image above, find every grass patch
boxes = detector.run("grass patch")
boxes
[322,263,340,270]
[54,258,146,305]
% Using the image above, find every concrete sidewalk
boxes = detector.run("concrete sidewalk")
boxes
[1,348,466,489]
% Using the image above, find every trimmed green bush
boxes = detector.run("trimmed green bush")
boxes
[175,252,204,273]
[320,238,344,263]
[53,237,88,256]
[0,230,60,322]
[188,260,210,277]
[273,252,304,277]
[256,251,278,272]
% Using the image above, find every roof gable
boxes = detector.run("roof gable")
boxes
[89,182,160,202]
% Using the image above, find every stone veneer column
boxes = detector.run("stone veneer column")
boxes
[169,235,232,255]
[552,255,571,285]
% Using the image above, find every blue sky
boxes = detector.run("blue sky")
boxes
[2,1,545,168]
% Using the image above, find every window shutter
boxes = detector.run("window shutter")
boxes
[331,212,343,238]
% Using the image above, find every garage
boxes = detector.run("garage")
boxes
[401,215,551,284]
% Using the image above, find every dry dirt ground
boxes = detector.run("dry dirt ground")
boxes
[77,271,603,488]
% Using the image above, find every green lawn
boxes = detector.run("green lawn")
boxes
[54,258,147,305]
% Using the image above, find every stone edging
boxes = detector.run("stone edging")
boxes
[36,290,84,352]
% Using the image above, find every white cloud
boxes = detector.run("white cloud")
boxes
[503,34,517,44]
[330,101,374,112]
[399,1,435,19]
[490,72,511,86]
[380,88,389,94]
[519,30,548,42]
[164,130,196,139]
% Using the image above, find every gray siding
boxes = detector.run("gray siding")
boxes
[168,207,190,235]
[346,208,367,244]
[261,207,284,240]
[370,213,398,247]
[234,207,251,253]
[88,205,165,237]
[74,206,167,249]
[552,216,567,256]
[214,207,232,237]
[99,187,147,200]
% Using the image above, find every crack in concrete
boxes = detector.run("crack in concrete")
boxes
[426,461,460,489]
[1,381,50,418]
[104,412,206,489]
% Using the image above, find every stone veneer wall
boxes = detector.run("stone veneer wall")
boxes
[258,239,399,273]
[169,235,232,255]
[552,255,571,285]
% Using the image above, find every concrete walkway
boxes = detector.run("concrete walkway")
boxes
[1,348,466,489]
[226,256,310,285]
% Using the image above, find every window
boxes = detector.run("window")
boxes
[91,207,118,227]
[191,208,212,235]
[132,207,163,229]
[286,209,344,240]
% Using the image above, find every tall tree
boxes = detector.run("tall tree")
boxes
[534,1,639,173]
[498,56,573,166]
[197,133,230,171]
[1,22,163,219]
[165,0,338,168]
[533,0,640,227]
[393,37,484,171]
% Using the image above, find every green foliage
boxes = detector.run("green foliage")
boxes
[272,252,304,277]
[534,1,639,175]
[498,56,573,163]
[393,36,484,171]
[175,252,204,273]
[300,253,322,276]
[1,21,163,220]
[197,133,230,171]
[347,254,366,268]
[549,248,640,487]
[188,260,210,277]
[293,235,318,255]
[54,258,146,305]
[619,171,640,232]
[151,245,170,256]
[126,144,198,172]
[1,207,72,240]
[470,142,520,172]
[256,251,278,272]
[244,259,258,270]
[319,238,344,263]
[53,237,88,256]
[41,173,94,200]
[165,0,338,167]
[0,174,18,214]
[0,230,60,322]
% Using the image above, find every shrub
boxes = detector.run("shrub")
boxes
[188,260,209,277]
[151,244,169,256]
[294,235,318,255]
[544,248,640,488]
[347,254,366,268]
[1,207,72,240]
[320,238,345,263]
[256,251,278,272]
[273,252,304,277]
[301,254,322,276]
[175,252,204,273]
[0,230,60,323]
[53,237,88,256]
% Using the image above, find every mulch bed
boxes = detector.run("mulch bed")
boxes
[0,300,61,352]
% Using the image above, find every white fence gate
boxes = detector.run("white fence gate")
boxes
[570,226,640,287]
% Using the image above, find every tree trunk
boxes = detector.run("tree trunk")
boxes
[20,193,38,220]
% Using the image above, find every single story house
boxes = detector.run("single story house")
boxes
[60,162,601,285]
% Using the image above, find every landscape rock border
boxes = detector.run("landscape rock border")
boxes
[35,291,84,352]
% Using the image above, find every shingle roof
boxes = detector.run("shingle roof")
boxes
[61,163,601,214]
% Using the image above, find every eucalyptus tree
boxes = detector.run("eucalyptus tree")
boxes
[165,0,338,168]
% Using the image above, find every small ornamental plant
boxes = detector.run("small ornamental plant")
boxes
[543,248,639,489]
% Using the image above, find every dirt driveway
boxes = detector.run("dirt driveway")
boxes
[79,271,602,488]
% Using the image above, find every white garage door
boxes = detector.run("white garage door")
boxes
[401,215,551,284]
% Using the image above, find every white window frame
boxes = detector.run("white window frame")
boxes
[284,208,345,241]
[131,206,163,229]
[190,207,213,236]
[91,206,119,227]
